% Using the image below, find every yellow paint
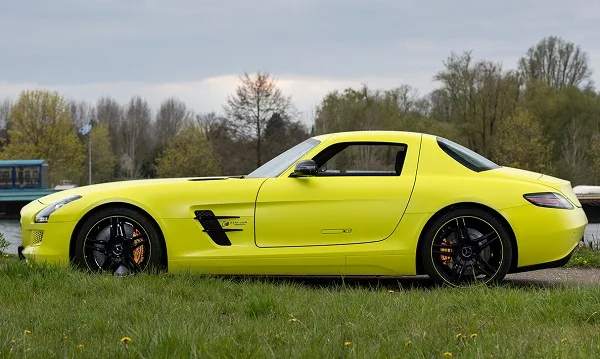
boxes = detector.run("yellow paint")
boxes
[19,131,588,277]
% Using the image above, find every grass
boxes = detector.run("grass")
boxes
[566,246,600,268]
[1,256,600,358]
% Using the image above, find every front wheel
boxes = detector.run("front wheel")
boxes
[421,208,513,286]
[73,207,165,276]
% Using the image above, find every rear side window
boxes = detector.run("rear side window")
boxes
[437,137,500,172]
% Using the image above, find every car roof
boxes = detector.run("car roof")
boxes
[312,130,431,142]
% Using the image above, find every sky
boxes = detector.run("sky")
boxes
[1,0,599,123]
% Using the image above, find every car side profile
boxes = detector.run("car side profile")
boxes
[18,131,588,286]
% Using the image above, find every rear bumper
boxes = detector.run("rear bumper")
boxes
[501,205,588,268]
[509,245,577,273]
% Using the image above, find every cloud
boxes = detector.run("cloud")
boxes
[0,73,435,125]
[1,0,599,119]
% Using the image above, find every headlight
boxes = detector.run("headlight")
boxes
[523,192,574,210]
[34,195,82,223]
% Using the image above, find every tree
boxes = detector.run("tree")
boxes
[432,51,522,156]
[587,132,600,185]
[69,100,95,131]
[95,96,122,156]
[223,72,296,167]
[1,90,85,185]
[120,96,152,178]
[523,82,600,164]
[491,108,555,174]
[0,98,11,131]
[314,84,460,143]
[199,112,255,175]
[559,119,593,185]
[0,98,12,150]
[314,85,423,134]
[154,97,189,155]
[263,112,309,162]
[518,36,593,90]
[156,121,220,178]
[89,123,117,183]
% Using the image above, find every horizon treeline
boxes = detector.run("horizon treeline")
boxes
[1,35,600,187]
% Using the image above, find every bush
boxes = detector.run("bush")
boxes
[0,231,10,253]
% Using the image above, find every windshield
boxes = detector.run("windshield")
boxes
[246,138,321,178]
[437,137,500,172]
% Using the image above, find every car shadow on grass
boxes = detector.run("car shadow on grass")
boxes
[218,274,579,291]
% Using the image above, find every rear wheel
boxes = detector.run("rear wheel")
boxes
[421,208,512,286]
[73,207,165,276]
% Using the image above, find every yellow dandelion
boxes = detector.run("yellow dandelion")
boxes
[344,341,352,346]
[470,333,478,339]
[63,335,68,341]
[455,333,462,339]
[76,344,84,349]
[584,260,588,265]
[2,253,8,257]
[10,339,16,344]
[388,290,395,293]
[561,337,568,343]
[288,317,298,322]
[23,329,31,335]
[443,352,453,357]
[404,339,411,346]
[120,337,132,344]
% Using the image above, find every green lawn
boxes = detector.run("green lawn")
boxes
[1,255,600,358]
[566,246,600,269]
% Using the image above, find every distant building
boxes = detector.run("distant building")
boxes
[0,160,57,218]
[0,159,49,190]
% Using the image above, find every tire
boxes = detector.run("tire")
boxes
[73,206,165,275]
[420,207,513,286]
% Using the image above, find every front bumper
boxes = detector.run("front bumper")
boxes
[19,199,75,265]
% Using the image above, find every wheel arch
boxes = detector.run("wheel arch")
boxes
[415,202,518,274]
[69,202,168,270]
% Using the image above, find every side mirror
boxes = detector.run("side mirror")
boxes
[290,160,317,177]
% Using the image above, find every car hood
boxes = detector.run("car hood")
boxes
[487,167,582,207]
[37,176,232,205]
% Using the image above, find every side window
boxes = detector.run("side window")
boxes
[313,142,407,176]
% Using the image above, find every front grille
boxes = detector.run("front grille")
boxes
[30,230,44,246]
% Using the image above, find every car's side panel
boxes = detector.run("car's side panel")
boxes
[254,132,422,247]
[405,135,564,214]
[165,211,433,275]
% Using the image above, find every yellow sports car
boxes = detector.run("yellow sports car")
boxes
[18,131,588,286]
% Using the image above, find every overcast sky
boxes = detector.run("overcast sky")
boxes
[1,0,599,122]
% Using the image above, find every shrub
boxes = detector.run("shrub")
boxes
[0,232,10,253]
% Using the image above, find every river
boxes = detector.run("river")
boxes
[1,219,22,254]
[2,219,599,255]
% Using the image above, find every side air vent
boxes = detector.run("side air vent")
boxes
[194,210,241,246]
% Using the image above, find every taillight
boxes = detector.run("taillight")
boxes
[523,192,574,210]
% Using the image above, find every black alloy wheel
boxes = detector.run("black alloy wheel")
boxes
[74,207,164,276]
[421,208,512,286]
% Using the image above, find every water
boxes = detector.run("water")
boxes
[2,219,600,255]
[1,219,21,254]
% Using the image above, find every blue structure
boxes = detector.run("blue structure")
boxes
[0,160,58,213]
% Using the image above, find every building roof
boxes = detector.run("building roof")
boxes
[0,160,47,168]
[0,188,57,201]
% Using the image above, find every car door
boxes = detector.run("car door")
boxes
[254,136,421,247]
